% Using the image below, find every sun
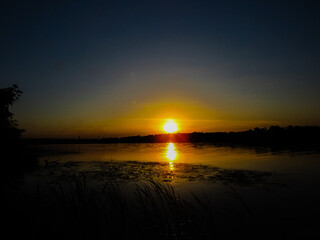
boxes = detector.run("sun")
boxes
[163,120,178,133]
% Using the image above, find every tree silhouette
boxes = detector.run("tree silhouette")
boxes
[0,84,38,174]
[0,84,24,142]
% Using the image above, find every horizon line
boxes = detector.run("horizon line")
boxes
[21,125,320,140]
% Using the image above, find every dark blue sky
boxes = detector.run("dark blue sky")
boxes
[1,0,320,137]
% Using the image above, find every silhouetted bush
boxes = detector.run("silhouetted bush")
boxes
[0,84,23,142]
[0,84,37,175]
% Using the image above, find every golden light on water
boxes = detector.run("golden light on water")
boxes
[169,162,174,171]
[166,142,177,171]
[166,143,177,160]
[163,120,179,133]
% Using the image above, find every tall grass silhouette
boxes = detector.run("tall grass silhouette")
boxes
[4,175,248,240]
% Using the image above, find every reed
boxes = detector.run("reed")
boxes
[2,175,251,240]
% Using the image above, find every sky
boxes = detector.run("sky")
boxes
[1,0,320,138]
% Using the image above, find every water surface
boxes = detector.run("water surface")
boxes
[23,143,320,238]
[36,142,320,180]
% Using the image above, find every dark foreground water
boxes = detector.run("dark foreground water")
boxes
[6,143,320,239]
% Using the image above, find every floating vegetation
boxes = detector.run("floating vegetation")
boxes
[35,160,276,187]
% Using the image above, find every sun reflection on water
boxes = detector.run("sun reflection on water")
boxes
[166,143,177,171]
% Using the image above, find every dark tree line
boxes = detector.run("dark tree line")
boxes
[25,126,320,150]
[98,125,320,146]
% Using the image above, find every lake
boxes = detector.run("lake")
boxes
[19,143,320,238]
[34,142,320,181]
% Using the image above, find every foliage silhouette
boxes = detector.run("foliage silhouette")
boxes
[0,84,37,175]
[0,84,23,142]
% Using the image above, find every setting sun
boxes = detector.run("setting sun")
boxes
[163,120,178,133]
